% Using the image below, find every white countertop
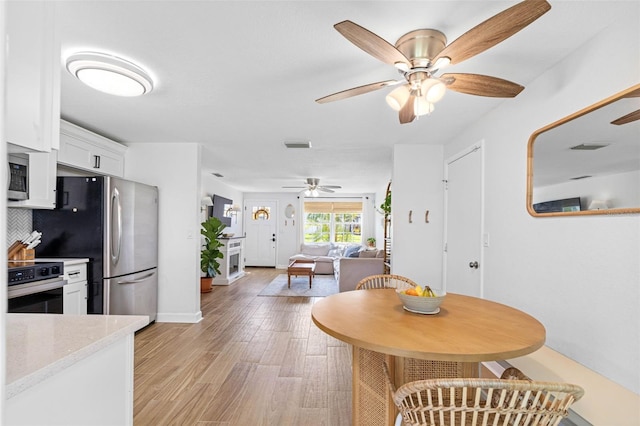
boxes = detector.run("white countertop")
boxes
[6,314,149,398]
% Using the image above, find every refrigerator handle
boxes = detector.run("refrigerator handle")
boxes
[111,187,122,264]
[117,271,156,285]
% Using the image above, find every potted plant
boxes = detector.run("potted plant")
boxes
[200,216,226,293]
[366,237,376,248]
[380,191,391,215]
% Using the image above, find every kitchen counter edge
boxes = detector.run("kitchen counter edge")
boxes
[6,313,149,398]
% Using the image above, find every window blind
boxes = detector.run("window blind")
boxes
[304,201,362,213]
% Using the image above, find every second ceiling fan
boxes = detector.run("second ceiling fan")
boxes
[316,0,551,124]
[283,178,342,197]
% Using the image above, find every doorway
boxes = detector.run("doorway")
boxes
[243,200,277,267]
[443,142,484,297]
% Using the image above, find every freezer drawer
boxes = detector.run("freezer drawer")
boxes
[105,268,157,322]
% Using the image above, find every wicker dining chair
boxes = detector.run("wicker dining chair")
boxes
[383,363,584,426]
[355,274,418,291]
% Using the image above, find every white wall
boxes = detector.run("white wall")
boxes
[444,11,640,393]
[124,143,202,323]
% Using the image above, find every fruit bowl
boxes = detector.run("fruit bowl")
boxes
[396,287,446,314]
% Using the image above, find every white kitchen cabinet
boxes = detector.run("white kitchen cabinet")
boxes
[8,150,58,209]
[63,261,88,315]
[5,1,60,152]
[59,120,127,177]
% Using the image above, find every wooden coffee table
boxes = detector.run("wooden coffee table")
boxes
[287,260,316,288]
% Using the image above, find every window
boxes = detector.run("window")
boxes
[304,201,362,243]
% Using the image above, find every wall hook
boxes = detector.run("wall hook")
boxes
[425,210,430,223]
[409,210,413,223]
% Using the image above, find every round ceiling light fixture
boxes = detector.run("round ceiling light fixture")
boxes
[66,52,154,97]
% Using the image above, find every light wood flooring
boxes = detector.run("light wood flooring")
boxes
[133,267,352,425]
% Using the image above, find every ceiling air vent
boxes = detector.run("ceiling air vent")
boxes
[211,172,224,178]
[284,141,312,149]
[570,143,609,151]
[570,175,592,180]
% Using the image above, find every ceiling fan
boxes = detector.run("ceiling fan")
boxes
[316,0,551,124]
[283,178,342,196]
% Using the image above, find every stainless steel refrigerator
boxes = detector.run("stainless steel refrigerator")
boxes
[33,176,158,321]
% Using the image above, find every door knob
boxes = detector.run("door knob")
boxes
[469,261,479,269]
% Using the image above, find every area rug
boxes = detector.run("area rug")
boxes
[258,274,338,297]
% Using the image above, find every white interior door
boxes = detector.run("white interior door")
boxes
[243,200,277,267]
[444,143,483,297]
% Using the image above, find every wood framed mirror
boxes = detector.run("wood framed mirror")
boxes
[527,83,640,217]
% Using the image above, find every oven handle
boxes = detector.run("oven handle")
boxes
[8,278,66,299]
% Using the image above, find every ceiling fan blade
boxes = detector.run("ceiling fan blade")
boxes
[399,96,416,124]
[316,80,400,104]
[320,185,342,189]
[334,20,411,68]
[441,73,524,98]
[282,186,306,189]
[611,109,640,125]
[318,187,335,193]
[433,0,551,66]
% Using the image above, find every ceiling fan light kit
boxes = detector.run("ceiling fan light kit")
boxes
[316,0,551,124]
[66,52,154,97]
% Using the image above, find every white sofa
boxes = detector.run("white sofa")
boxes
[334,256,384,292]
[288,243,385,290]
[288,243,337,274]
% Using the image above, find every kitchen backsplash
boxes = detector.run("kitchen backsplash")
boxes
[7,208,33,248]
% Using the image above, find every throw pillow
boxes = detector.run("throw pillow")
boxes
[327,248,341,257]
[344,244,361,258]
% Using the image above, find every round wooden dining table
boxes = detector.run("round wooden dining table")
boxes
[311,289,545,426]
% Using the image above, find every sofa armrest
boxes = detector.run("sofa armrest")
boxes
[338,258,384,292]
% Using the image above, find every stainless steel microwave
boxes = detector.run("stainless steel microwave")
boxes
[8,154,28,200]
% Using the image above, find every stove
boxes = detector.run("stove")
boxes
[8,261,64,286]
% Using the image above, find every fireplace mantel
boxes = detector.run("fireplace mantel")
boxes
[213,237,245,285]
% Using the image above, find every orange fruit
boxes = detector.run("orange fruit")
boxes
[404,288,418,296]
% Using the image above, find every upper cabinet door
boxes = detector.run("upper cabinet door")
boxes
[6,1,60,152]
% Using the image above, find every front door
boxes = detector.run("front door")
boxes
[444,143,483,297]
[244,200,277,267]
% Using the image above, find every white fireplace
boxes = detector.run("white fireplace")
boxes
[213,237,246,285]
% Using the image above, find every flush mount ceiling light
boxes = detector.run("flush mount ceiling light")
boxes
[66,52,153,96]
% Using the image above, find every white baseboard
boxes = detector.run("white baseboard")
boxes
[155,311,202,323]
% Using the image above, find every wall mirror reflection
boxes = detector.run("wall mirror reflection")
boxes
[527,84,640,217]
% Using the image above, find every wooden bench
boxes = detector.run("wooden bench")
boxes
[481,346,639,425]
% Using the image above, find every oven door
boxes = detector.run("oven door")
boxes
[8,277,65,314]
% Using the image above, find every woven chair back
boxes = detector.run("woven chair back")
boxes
[383,363,584,426]
[356,274,418,291]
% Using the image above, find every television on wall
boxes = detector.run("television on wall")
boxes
[533,197,582,213]
[212,194,232,226]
